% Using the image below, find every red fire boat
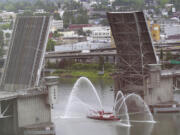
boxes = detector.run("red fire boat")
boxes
[87,110,120,121]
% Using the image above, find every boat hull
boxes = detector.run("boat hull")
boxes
[87,112,120,121]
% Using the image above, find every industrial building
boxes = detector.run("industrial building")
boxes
[0,16,56,135]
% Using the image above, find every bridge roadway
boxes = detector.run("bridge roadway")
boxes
[45,45,180,59]
[154,42,180,47]
[156,46,180,52]
[45,51,117,59]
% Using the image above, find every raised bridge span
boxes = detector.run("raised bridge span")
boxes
[0,16,54,135]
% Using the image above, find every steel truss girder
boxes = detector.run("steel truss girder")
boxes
[0,102,11,119]
[107,11,157,94]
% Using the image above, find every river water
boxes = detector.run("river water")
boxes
[52,78,180,135]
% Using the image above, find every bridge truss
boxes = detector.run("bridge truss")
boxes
[107,11,157,96]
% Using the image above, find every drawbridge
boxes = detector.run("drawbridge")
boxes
[107,11,157,96]
[1,16,51,91]
[0,16,54,135]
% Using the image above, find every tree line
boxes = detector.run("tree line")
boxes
[0,0,58,12]
[113,0,180,9]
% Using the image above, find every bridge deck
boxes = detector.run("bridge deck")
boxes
[1,16,51,91]
[0,91,17,101]
[45,51,117,58]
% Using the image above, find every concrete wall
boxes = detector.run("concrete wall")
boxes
[145,76,173,105]
[17,95,51,127]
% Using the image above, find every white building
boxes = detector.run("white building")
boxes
[34,9,46,14]
[54,41,111,52]
[3,29,12,43]
[2,29,13,56]
[109,0,115,4]
[83,26,111,42]
[164,24,180,36]
[73,0,80,2]
[82,26,109,32]
[59,31,78,38]
[58,9,64,18]
[0,11,16,22]
[92,29,111,42]
[161,9,168,17]
[51,20,63,32]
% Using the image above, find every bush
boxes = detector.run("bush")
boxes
[58,59,75,69]
[71,63,99,70]
[104,63,114,72]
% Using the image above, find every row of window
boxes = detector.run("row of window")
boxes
[93,32,110,36]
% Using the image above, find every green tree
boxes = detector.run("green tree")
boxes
[45,1,57,13]
[9,21,13,30]
[35,0,46,10]
[77,9,89,24]
[5,33,10,38]
[77,29,86,36]
[4,2,16,11]
[53,31,60,38]
[21,10,33,16]
[63,11,74,28]
[1,23,11,30]
[100,18,109,26]
[165,51,173,69]
[113,0,144,9]
[63,1,81,10]
[160,48,164,60]
[0,17,3,22]
[46,39,55,52]
[14,1,33,11]
[86,30,92,36]
[157,0,169,7]
[53,13,61,20]
[98,56,104,70]
[62,2,88,28]
[166,51,173,61]
[76,14,89,24]
[174,0,180,10]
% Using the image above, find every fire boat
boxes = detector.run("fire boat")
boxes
[87,110,120,121]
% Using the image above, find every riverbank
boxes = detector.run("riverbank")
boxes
[51,69,113,83]
[46,62,115,83]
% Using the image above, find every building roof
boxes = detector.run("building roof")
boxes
[68,24,93,30]
[167,34,180,40]
[173,11,180,17]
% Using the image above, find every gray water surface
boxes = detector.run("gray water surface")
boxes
[53,78,180,135]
